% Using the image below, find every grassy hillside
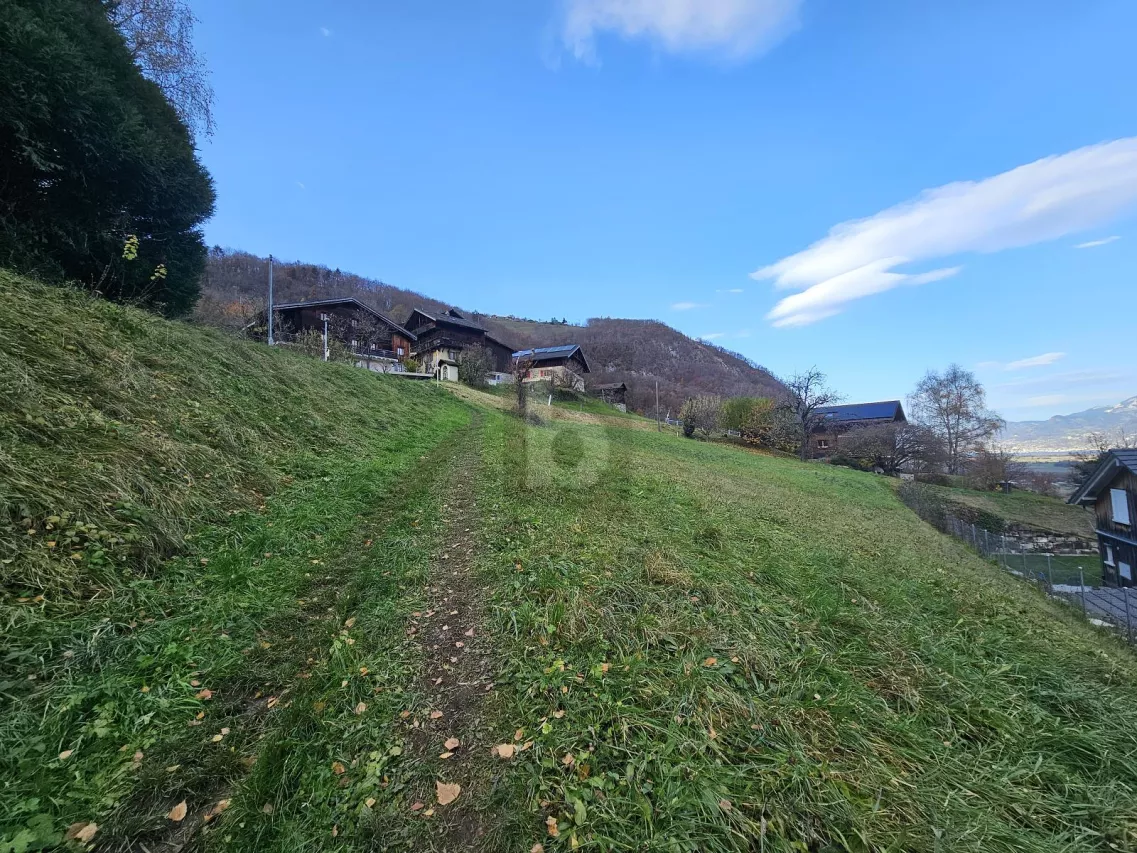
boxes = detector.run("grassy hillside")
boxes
[3,273,1137,852]
[922,484,1095,539]
[0,271,471,849]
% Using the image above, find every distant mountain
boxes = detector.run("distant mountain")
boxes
[195,249,782,415]
[1001,396,1137,452]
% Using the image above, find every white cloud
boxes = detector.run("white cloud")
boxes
[701,332,726,340]
[716,287,745,293]
[671,301,707,311]
[296,181,306,190]
[754,137,1137,327]
[562,0,802,62]
[320,26,332,37]
[1075,235,1120,248]
[1005,352,1065,371]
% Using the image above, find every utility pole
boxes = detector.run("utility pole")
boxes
[655,379,660,432]
[323,314,329,362]
[267,254,274,345]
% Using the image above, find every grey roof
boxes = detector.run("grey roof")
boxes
[272,297,416,340]
[1069,449,1137,505]
[512,344,591,373]
[591,382,627,391]
[816,401,905,423]
[410,308,487,332]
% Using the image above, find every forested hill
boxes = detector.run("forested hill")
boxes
[196,248,783,414]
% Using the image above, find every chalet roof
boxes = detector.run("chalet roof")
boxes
[272,297,416,340]
[410,307,487,333]
[591,382,627,391]
[816,400,905,423]
[1068,449,1137,506]
[512,344,591,373]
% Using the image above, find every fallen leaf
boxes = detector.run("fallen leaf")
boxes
[399,710,411,719]
[600,662,610,673]
[195,688,213,700]
[410,801,424,812]
[211,734,224,743]
[704,657,718,667]
[531,845,545,853]
[204,800,230,822]
[552,710,565,719]
[493,743,516,759]
[332,761,346,775]
[219,728,230,736]
[345,617,356,628]
[354,702,367,715]
[444,737,460,750]
[430,710,443,720]
[168,801,188,822]
[262,803,274,814]
[464,627,475,637]
[332,825,338,837]
[718,798,733,812]
[561,752,575,766]
[190,679,201,687]
[364,797,376,808]
[140,685,150,693]
[66,822,99,843]
[439,751,454,759]
[546,816,559,837]
[436,781,461,805]
[58,749,74,761]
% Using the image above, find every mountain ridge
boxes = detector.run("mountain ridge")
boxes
[1001,396,1137,452]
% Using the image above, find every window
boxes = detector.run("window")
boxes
[397,346,405,356]
[351,318,359,328]
[1121,562,1133,582]
[1105,544,1116,566]
[817,439,830,449]
[351,339,357,348]
[1112,489,1132,525]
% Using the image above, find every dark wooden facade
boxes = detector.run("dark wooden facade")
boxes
[811,401,907,458]
[1069,450,1137,588]
[273,298,415,359]
[589,382,628,406]
[404,309,514,372]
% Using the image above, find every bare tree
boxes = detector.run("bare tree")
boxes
[458,345,494,388]
[512,352,537,414]
[908,365,1004,475]
[107,0,215,137]
[966,444,1026,491]
[780,368,842,461]
[837,422,944,475]
[680,395,721,438]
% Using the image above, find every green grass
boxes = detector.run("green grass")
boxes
[1004,554,1103,588]
[0,272,470,849]
[927,485,1094,539]
[4,274,1137,852]
[465,418,1137,852]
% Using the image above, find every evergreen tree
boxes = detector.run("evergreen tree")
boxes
[0,0,215,316]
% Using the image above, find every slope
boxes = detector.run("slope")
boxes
[0,271,472,849]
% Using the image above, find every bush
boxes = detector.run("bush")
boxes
[915,473,952,487]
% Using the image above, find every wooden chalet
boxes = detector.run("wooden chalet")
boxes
[1069,449,1137,588]
[811,400,907,456]
[404,308,514,381]
[513,345,591,391]
[271,297,416,361]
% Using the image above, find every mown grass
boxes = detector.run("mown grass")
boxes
[0,272,470,849]
[465,415,1137,852]
[925,485,1094,539]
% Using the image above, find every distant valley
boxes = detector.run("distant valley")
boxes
[1001,396,1137,453]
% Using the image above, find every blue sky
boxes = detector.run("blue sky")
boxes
[190,0,1137,422]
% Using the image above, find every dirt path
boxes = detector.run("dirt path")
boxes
[400,413,498,851]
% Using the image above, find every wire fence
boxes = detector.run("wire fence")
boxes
[899,484,1135,645]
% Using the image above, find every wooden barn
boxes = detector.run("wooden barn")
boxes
[271,298,416,360]
[1069,449,1137,588]
[513,345,591,391]
[588,382,628,410]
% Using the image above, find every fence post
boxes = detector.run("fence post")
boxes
[1046,554,1053,592]
[984,529,990,555]
[1124,588,1134,644]
[1080,568,1088,620]
[1001,535,1008,571]
[1022,550,1028,577]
